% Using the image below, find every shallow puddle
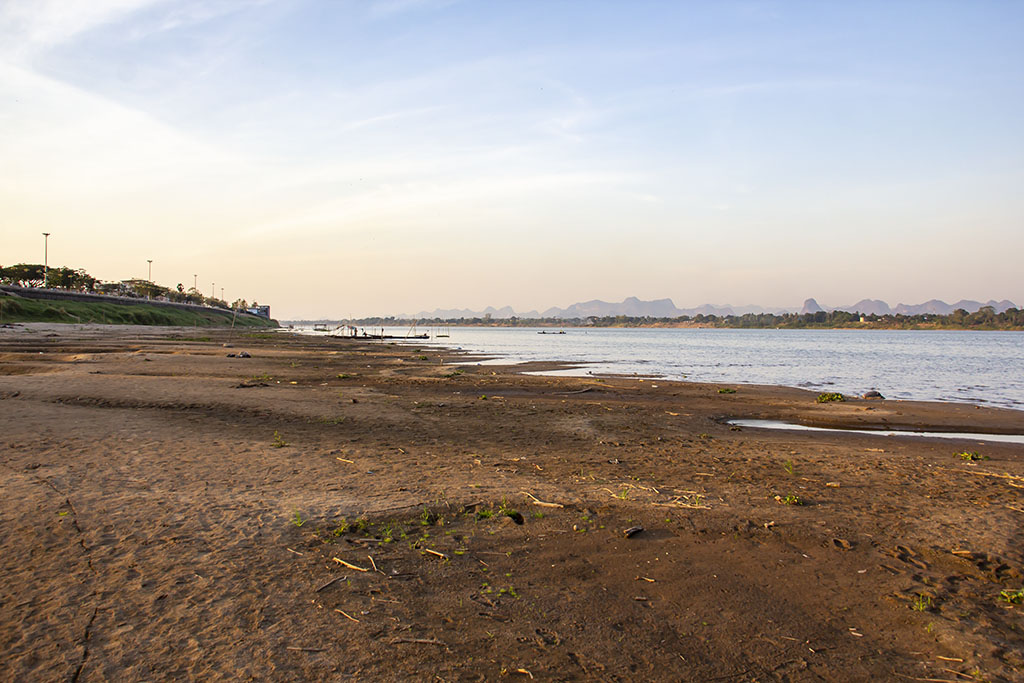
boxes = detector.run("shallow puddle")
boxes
[727,419,1024,444]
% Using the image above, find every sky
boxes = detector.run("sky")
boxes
[2,0,1022,319]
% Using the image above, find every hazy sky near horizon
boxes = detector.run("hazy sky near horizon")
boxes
[2,0,1022,318]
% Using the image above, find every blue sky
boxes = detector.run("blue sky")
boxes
[2,0,1022,317]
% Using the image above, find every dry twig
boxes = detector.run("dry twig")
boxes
[315,576,345,592]
[333,557,369,572]
[520,491,563,508]
[392,637,446,646]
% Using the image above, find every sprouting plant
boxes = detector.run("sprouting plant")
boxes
[911,594,933,611]
[479,394,487,400]
[337,373,352,379]
[420,508,438,526]
[332,518,350,536]
[415,355,428,361]
[271,430,288,448]
[717,387,736,394]
[957,451,989,462]
[783,459,795,475]
[615,488,630,500]
[380,523,394,543]
[292,511,305,527]
[777,494,803,506]
[697,433,712,440]
[532,511,544,519]
[353,517,369,534]
[252,372,273,381]
[444,369,464,378]
[999,588,1024,605]
[497,498,519,519]
[816,392,845,403]
[476,508,494,520]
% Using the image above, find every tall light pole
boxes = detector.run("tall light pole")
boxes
[147,259,153,281]
[193,274,197,292]
[221,286,224,302]
[211,282,215,300]
[42,232,50,288]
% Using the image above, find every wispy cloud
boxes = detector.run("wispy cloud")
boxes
[338,105,447,132]
[0,0,167,59]
[0,60,235,195]
[367,0,461,20]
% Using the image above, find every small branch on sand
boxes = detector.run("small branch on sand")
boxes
[422,548,448,560]
[520,491,563,508]
[334,608,360,622]
[287,548,303,556]
[391,637,446,646]
[336,457,354,463]
[960,470,1024,483]
[286,646,325,653]
[315,576,346,592]
[333,557,369,572]
[652,496,711,510]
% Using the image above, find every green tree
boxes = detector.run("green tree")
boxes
[0,264,45,287]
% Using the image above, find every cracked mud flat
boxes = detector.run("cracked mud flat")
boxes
[1,323,1022,681]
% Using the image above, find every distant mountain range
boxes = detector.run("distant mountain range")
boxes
[799,298,1018,316]
[399,297,1018,320]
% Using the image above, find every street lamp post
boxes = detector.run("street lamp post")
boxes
[42,232,50,288]
[193,274,197,292]
[211,283,215,300]
[221,286,224,302]
[147,260,153,281]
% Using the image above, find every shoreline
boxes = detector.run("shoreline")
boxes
[2,324,1022,680]
[380,325,1024,414]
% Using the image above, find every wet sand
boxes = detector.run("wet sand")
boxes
[1,323,1022,681]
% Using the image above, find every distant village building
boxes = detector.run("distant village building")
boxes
[247,305,271,319]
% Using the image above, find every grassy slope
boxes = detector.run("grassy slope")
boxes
[0,294,277,328]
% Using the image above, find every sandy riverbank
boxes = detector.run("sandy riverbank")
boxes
[1,323,1022,681]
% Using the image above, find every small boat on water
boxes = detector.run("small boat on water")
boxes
[538,330,566,335]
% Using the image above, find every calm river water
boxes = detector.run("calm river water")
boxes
[402,327,1024,411]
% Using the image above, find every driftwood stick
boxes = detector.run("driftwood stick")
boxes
[520,491,564,508]
[334,608,360,622]
[423,548,449,560]
[391,637,446,646]
[315,575,346,592]
[333,557,369,572]
[960,470,1024,482]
